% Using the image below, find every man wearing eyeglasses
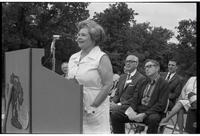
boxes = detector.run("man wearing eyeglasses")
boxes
[160,59,183,111]
[111,59,169,133]
[110,54,145,113]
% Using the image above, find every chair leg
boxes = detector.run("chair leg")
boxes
[172,121,177,134]
[126,123,142,134]
[127,123,132,134]
[158,125,166,133]
[135,125,145,133]
[125,123,147,134]
[127,123,136,134]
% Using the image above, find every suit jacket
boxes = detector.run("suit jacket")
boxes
[131,76,170,115]
[111,71,145,110]
[160,72,183,104]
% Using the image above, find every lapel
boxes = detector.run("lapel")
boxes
[70,51,81,64]
[123,78,130,90]
[118,74,127,94]
[130,71,139,84]
[124,71,139,90]
[138,79,149,100]
[123,74,130,89]
[162,72,168,79]
[79,46,99,64]
[151,77,161,96]
[169,73,177,83]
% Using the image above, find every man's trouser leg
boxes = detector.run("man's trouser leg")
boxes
[144,113,162,133]
[110,110,130,133]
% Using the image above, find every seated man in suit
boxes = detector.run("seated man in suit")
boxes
[111,59,169,134]
[110,54,145,113]
[160,59,183,110]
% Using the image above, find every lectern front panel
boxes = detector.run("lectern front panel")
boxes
[4,48,82,133]
[31,49,82,133]
[5,49,31,133]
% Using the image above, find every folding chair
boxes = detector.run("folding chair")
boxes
[159,112,177,133]
[158,99,189,134]
[162,109,189,133]
[126,122,146,134]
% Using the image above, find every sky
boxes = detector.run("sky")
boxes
[87,2,196,43]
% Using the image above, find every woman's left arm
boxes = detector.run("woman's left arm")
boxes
[91,55,113,107]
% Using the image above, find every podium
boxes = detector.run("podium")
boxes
[4,48,83,133]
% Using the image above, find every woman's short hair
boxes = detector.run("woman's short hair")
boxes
[77,19,106,46]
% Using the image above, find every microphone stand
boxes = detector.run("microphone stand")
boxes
[51,38,57,72]
[50,35,65,72]
[52,44,56,72]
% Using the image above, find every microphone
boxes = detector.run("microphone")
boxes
[50,35,61,54]
[50,35,61,72]
[53,35,61,39]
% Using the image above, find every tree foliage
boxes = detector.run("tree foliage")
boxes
[2,2,89,49]
[2,2,89,74]
[93,2,174,74]
[2,2,196,79]
[174,19,196,77]
[176,19,196,47]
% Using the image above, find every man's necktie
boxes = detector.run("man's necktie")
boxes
[142,80,155,105]
[143,80,155,97]
[166,73,171,81]
[124,73,130,88]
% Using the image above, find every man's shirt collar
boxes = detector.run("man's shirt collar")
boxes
[129,69,137,78]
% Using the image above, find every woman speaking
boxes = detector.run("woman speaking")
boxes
[68,19,113,133]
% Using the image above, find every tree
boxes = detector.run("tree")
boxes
[2,2,89,49]
[176,19,196,48]
[2,2,89,74]
[93,2,138,73]
[145,26,174,70]
[174,19,196,77]
[93,2,175,74]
